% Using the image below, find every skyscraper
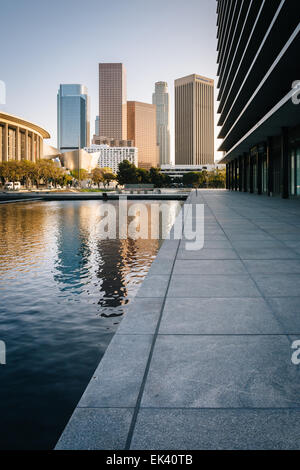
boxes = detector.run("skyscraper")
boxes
[175,74,214,165]
[57,84,90,151]
[127,101,159,170]
[99,63,127,140]
[152,81,170,165]
[217,0,300,199]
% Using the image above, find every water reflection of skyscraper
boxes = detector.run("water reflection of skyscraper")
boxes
[95,239,129,317]
[52,200,180,319]
[95,225,158,318]
[0,199,183,450]
[52,202,156,319]
[53,203,92,291]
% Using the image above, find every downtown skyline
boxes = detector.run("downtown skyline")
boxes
[0,0,221,162]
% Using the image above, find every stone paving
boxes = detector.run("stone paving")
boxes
[56,190,300,450]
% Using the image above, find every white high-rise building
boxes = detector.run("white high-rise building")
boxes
[84,144,138,174]
[152,81,170,166]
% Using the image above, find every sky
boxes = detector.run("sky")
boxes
[0,0,222,162]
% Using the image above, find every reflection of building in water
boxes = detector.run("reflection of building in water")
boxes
[52,201,157,317]
[53,204,92,289]
[51,202,145,319]
[0,200,181,325]
[0,203,48,276]
[95,239,130,315]
[95,202,160,317]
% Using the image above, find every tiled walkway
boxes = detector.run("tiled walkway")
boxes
[56,190,300,450]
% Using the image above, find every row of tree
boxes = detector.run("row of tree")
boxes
[116,161,171,187]
[0,160,118,190]
[0,159,226,190]
[182,170,226,188]
[0,160,73,188]
[116,160,226,188]
[71,161,172,188]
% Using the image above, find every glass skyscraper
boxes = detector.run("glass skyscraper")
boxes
[57,84,90,151]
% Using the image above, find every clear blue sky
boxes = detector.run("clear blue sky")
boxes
[0,0,221,161]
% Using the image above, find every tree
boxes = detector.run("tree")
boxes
[149,167,164,187]
[102,171,116,188]
[20,160,35,189]
[70,169,89,181]
[0,161,30,188]
[208,169,226,188]
[200,170,208,188]
[50,165,66,187]
[0,162,11,185]
[0,159,71,189]
[136,168,151,184]
[79,169,89,181]
[31,160,53,187]
[0,161,23,188]
[62,173,73,187]
[117,160,138,185]
[91,168,104,188]
[182,172,201,187]
[162,174,172,187]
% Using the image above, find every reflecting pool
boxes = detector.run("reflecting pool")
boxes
[0,200,181,449]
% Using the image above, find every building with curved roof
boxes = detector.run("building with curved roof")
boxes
[0,112,50,162]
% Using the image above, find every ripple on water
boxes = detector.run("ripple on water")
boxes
[0,200,182,449]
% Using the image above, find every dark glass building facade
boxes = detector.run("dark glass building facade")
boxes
[57,84,90,152]
[217,0,300,198]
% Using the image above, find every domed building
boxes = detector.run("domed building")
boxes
[0,112,50,163]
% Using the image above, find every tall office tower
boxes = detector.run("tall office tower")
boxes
[175,74,214,165]
[99,63,127,140]
[216,0,299,199]
[95,116,100,136]
[57,84,90,152]
[152,81,170,165]
[127,101,159,170]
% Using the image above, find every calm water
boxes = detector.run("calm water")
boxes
[0,200,181,450]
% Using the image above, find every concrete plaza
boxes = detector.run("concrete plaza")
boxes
[56,190,300,450]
